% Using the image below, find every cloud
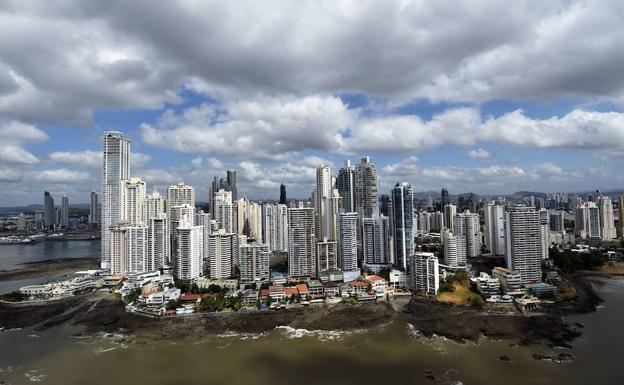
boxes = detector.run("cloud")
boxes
[0,167,22,182]
[0,144,39,165]
[0,120,49,143]
[1,1,624,126]
[32,168,90,183]
[467,148,491,158]
[49,150,150,170]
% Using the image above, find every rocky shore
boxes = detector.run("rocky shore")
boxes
[0,273,602,348]
[0,257,99,281]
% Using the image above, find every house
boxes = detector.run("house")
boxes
[269,286,286,301]
[296,283,310,297]
[365,275,389,298]
[242,290,259,307]
[350,280,369,295]
[389,269,406,289]
[323,282,341,298]
[145,288,181,307]
[308,280,324,298]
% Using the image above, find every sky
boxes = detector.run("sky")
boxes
[1,0,624,206]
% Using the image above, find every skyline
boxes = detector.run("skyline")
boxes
[2,0,624,205]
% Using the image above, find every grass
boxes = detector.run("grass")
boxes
[594,262,624,275]
[436,282,484,306]
[555,280,577,302]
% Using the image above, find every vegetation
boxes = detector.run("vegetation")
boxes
[198,294,226,312]
[550,248,607,272]
[175,281,225,294]
[343,296,358,305]
[123,289,141,304]
[0,291,27,302]
[165,299,181,310]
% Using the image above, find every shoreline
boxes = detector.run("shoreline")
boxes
[0,257,100,281]
[0,273,607,349]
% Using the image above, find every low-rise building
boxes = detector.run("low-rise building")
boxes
[389,269,406,289]
[474,272,501,297]
[492,267,524,296]
[308,280,324,298]
[145,288,181,307]
[524,282,557,298]
[323,282,341,298]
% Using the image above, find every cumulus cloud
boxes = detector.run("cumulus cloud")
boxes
[49,150,150,169]
[1,1,623,126]
[0,144,39,165]
[468,148,491,159]
[32,168,90,183]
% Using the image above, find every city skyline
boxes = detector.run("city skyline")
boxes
[1,1,624,205]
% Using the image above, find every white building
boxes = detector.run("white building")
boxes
[144,191,166,223]
[287,207,316,278]
[214,189,234,233]
[354,157,379,218]
[101,131,131,270]
[539,209,550,259]
[239,242,270,284]
[443,204,457,230]
[453,211,481,258]
[167,182,195,210]
[362,216,389,265]
[110,224,129,276]
[338,212,359,273]
[208,229,238,279]
[173,216,203,281]
[123,177,146,226]
[484,202,506,256]
[597,195,616,240]
[127,225,148,273]
[316,238,338,272]
[263,203,289,253]
[505,206,542,284]
[575,202,601,239]
[443,230,466,267]
[148,214,170,269]
[315,164,333,241]
[408,252,439,295]
[195,210,213,261]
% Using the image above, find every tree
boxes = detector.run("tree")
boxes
[0,291,27,302]
[165,299,180,310]
[123,289,141,304]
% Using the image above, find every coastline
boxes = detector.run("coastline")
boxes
[0,258,99,281]
[0,273,604,349]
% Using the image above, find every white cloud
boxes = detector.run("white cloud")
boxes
[467,148,491,159]
[0,144,39,165]
[0,167,22,182]
[0,120,48,143]
[32,168,90,183]
[49,150,100,168]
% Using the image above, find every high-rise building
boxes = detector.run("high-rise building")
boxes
[355,157,379,218]
[315,164,333,240]
[101,131,130,270]
[453,211,481,258]
[408,252,439,295]
[440,188,449,210]
[431,211,444,233]
[110,224,129,275]
[619,194,624,239]
[214,189,234,233]
[127,226,148,273]
[362,216,389,266]
[337,212,358,273]
[549,210,565,232]
[575,202,601,239]
[279,183,287,205]
[60,195,69,228]
[89,191,98,226]
[538,209,550,260]
[44,191,55,230]
[391,182,414,270]
[443,230,466,267]
[263,203,288,252]
[484,202,505,256]
[316,238,338,272]
[226,170,237,201]
[123,177,146,226]
[597,195,616,240]
[417,212,431,235]
[239,242,269,284]
[144,191,166,222]
[287,207,316,278]
[505,206,543,284]
[443,204,457,230]
[195,210,212,261]
[167,182,195,213]
[16,213,26,231]
[174,216,203,281]
[337,160,355,213]
[208,229,237,279]
[148,214,170,269]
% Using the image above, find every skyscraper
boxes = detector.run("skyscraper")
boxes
[408,252,439,295]
[44,191,55,230]
[127,226,148,273]
[453,211,481,258]
[597,194,616,240]
[619,194,624,239]
[337,160,355,213]
[148,213,170,269]
[287,207,316,278]
[362,216,389,266]
[89,191,98,226]
[123,177,146,226]
[484,202,505,256]
[391,182,414,270]
[315,164,333,240]
[144,191,166,223]
[263,203,288,252]
[60,195,69,228]
[316,239,338,272]
[443,230,466,267]
[174,215,203,281]
[443,203,457,230]
[226,170,237,201]
[440,188,449,210]
[575,202,601,239]
[208,229,237,279]
[505,205,542,284]
[539,209,550,259]
[239,242,270,284]
[337,212,358,274]
[279,183,287,205]
[101,131,130,270]
[110,224,129,275]
[167,182,195,211]
[355,157,379,218]
[214,189,234,233]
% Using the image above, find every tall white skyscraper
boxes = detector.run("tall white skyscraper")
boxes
[167,182,195,209]
[263,203,288,252]
[123,177,146,226]
[110,224,129,275]
[575,202,601,239]
[443,204,457,230]
[214,189,234,233]
[195,210,212,261]
[453,211,481,258]
[505,206,542,284]
[101,131,130,270]
[174,215,203,281]
[597,195,616,240]
[484,202,505,256]
[337,212,358,273]
[208,229,237,279]
[316,239,338,272]
[127,226,148,273]
[287,207,316,278]
[362,216,389,266]
[408,252,439,295]
[144,191,166,223]
[538,209,550,260]
[315,164,333,240]
[239,242,270,284]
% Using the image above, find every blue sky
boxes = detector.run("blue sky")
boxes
[1,0,624,205]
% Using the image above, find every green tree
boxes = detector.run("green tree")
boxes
[123,289,141,304]
[165,299,180,310]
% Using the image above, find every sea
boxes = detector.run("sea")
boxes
[0,242,623,384]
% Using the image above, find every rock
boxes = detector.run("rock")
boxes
[425,375,437,380]
[499,355,512,362]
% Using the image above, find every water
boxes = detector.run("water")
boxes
[0,240,100,294]
[0,240,100,270]
[1,276,623,385]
